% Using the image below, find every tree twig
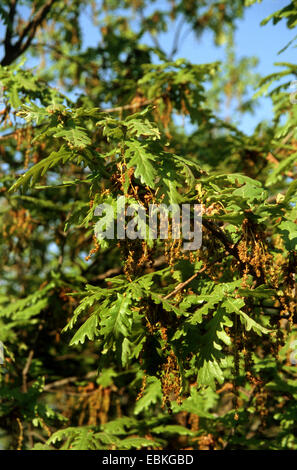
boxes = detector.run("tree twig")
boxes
[170,16,186,59]
[3,0,18,58]
[101,99,155,114]
[93,255,166,281]
[162,252,227,301]
[163,267,207,300]
[202,219,244,268]
[43,370,97,391]
[22,349,34,394]
[1,0,58,66]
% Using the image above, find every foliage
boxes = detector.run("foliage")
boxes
[0,0,297,451]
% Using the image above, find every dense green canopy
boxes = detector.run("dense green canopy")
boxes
[0,0,297,450]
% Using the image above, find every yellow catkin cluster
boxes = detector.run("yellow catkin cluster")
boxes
[24,127,32,169]
[164,236,183,272]
[249,237,262,278]
[119,238,151,281]
[89,387,111,426]
[15,128,23,151]
[136,374,147,401]
[16,417,24,451]
[3,208,34,243]
[136,241,151,269]
[255,386,269,424]
[161,349,182,411]
[74,383,112,427]
[121,242,137,282]
[189,413,199,432]
[197,433,215,450]
[59,287,77,318]
[158,92,173,137]
[237,219,274,285]
[269,252,284,290]
[85,234,100,261]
